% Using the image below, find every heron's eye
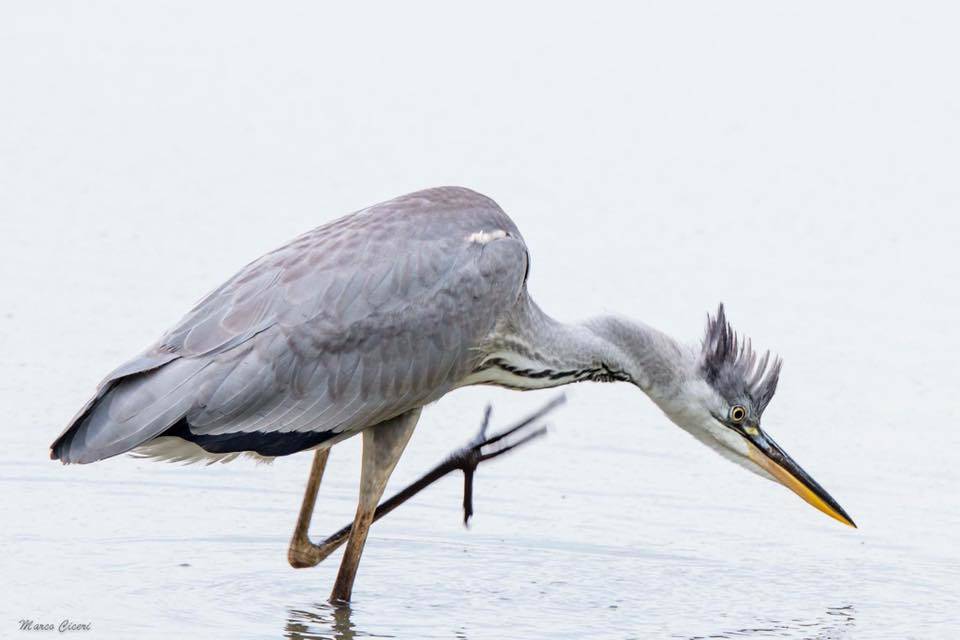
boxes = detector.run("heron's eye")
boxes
[729,405,747,424]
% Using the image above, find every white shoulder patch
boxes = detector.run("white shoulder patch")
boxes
[466,229,508,245]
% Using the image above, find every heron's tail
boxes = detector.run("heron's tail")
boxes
[51,354,208,464]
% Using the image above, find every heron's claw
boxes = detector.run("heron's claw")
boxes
[446,394,565,526]
[294,394,567,566]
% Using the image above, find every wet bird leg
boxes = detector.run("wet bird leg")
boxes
[286,396,563,581]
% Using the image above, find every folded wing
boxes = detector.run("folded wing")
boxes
[51,187,528,463]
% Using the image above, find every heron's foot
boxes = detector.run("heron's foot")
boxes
[445,394,564,525]
[286,394,565,569]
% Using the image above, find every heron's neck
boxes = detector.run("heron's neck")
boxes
[469,295,691,402]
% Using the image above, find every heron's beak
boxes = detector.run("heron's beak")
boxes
[744,427,856,528]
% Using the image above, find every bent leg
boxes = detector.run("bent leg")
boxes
[288,448,334,568]
[284,396,562,602]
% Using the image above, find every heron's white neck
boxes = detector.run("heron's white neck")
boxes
[466,294,692,404]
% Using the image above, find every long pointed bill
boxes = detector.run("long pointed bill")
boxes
[745,429,856,528]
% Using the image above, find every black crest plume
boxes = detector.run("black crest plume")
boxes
[699,303,782,416]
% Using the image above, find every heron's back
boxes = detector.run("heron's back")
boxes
[51,187,529,463]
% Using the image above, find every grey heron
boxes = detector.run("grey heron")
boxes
[50,186,854,602]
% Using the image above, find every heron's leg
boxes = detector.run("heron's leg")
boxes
[330,408,421,603]
[287,448,337,569]
[287,397,562,573]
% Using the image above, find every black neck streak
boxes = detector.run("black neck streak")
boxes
[483,357,631,386]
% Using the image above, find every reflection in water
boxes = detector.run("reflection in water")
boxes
[284,603,394,640]
[286,603,856,640]
[682,605,855,639]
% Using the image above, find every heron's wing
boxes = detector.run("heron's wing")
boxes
[180,188,528,441]
[53,187,528,462]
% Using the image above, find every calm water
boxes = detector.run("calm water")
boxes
[2,3,959,638]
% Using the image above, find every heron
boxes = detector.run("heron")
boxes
[50,186,855,602]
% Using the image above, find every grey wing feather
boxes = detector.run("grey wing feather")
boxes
[52,187,528,463]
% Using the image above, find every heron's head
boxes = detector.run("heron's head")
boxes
[664,304,855,528]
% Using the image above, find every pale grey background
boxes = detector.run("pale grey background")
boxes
[1,2,958,639]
